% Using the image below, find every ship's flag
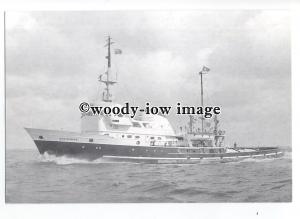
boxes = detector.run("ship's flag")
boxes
[202,66,210,72]
[114,49,122,54]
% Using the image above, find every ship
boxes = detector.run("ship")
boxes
[25,36,284,164]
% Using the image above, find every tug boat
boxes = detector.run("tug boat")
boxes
[25,36,284,163]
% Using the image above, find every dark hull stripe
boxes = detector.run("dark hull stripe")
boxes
[101,153,283,164]
[34,140,283,162]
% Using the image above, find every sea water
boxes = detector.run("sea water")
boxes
[5,149,292,203]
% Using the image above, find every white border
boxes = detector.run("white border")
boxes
[1,1,299,219]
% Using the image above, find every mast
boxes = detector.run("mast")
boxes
[200,70,204,135]
[188,115,194,133]
[99,36,117,102]
[199,66,210,135]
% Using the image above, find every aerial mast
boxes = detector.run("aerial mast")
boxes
[99,36,117,102]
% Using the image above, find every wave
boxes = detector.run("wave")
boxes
[273,179,291,184]
[282,152,292,159]
[223,156,286,165]
[38,153,133,165]
[270,184,286,190]
[168,187,241,199]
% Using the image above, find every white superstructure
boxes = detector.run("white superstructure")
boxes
[81,101,180,147]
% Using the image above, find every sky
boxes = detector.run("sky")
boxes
[5,11,291,149]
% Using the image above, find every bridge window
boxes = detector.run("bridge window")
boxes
[176,136,184,140]
[132,122,141,128]
[143,123,152,128]
[127,135,132,138]
[38,136,43,139]
[110,124,118,129]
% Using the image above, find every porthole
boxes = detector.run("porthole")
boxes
[82,146,85,149]
[136,141,140,145]
[38,135,43,140]
[132,148,135,152]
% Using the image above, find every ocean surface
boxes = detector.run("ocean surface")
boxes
[6,149,292,203]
